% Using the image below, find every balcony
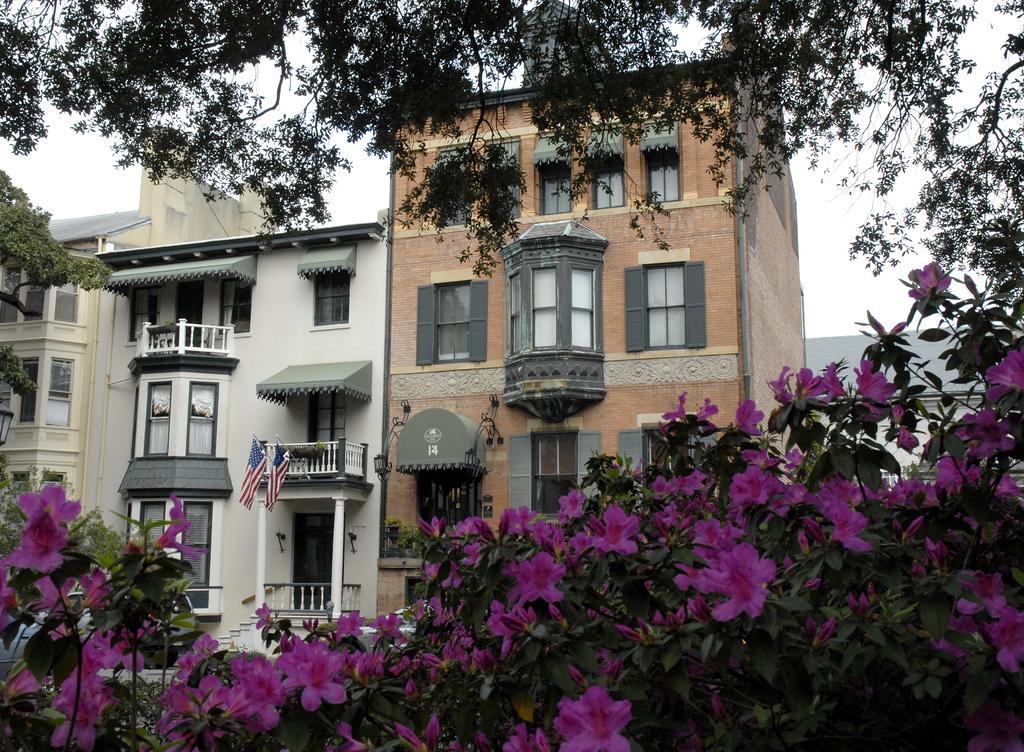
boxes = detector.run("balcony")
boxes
[264,582,361,615]
[267,439,368,480]
[137,320,234,358]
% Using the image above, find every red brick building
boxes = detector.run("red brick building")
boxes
[377,96,803,613]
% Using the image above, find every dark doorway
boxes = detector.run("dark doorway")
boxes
[292,513,333,610]
[416,472,482,525]
[176,280,205,324]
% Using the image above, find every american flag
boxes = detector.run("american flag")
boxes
[266,441,290,512]
[238,436,267,509]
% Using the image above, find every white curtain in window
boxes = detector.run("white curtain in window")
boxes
[189,385,215,455]
[571,269,593,348]
[533,269,557,347]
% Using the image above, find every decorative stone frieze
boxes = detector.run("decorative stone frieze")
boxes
[390,368,504,399]
[604,354,738,385]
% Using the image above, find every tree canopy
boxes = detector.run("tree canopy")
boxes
[0,169,110,391]
[1,0,1020,279]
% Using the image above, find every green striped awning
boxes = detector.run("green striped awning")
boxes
[256,361,372,404]
[641,123,679,153]
[587,129,623,158]
[532,136,568,166]
[296,244,357,278]
[106,255,257,293]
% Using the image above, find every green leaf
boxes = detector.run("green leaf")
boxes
[277,714,312,752]
[660,642,682,672]
[921,599,952,639]
[964,670,1000,714]
[774,596,812,612]
[747,629,777,682]
[24,628,55,681]
[785,665,814,714]
[917,328,950,342]
[1012,568,1024,589]
[923,676,942,698]
[700,633,716,664]
[569,641,598,672]
[824,548,843,571]
[622,581,650,619]
[831,448,855,479]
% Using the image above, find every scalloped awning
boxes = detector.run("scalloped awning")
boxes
[641,123,679,153]
[296,244,357,278]
[396,408,485,474]
[106,255,257,293]
[256,361,372,404]
[532,136,569,166]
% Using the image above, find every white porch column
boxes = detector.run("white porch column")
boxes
[330,497,346,618]
[255,500,267,612]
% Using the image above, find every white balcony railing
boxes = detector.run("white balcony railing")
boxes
[265,582,361,614]
[137,319,234,358]
[270,439,367,479]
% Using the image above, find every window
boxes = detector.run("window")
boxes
[625,262,705,352]
[571,268,594,349]
[646,265,686,348]
[309,393,346,443]
[54,284,78,323]
[41,471,64,485]
[187,383,217,456]
[10,472,30,492]
[183,502,212,608]
[533,433,577,514]
[0,382,10,412]
[19,359,37,423]
[0,267,19,323]
[416,281,488,365]
[46,359,72,427]
[435,283,470,361]
[146,383,171,455]
[508,273,522,355]
[220,280,252,333]
[646,150,679,202]
[642,428,663,466]
[532,268,557,347]
[140,501,166,547]
[23,285,44,321]
[130,287,160,341]
[592,157,624,209]
[492,140,522,219]
[314,271,350,326]
[539,163,571,215]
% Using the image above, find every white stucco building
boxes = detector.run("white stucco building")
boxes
[84,221,387,636]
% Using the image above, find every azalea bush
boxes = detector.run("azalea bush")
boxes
[1,263,1024,751]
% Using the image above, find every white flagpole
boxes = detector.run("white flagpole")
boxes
[255,496,267,614]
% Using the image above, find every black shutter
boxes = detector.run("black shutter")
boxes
[508,435,532,509]
[624,267,644,351]
[468,280,488,361]
[684,262,706,348]
[415,286,435,365]
[618,430,644,467]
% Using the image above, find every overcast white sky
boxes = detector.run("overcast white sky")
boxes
[0,4,1003,339]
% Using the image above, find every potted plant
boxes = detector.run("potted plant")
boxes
[288,441,327,462]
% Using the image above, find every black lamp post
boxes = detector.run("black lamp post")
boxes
[374,401,410,482]
[0,407,13,447]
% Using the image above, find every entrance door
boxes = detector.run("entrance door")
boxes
[176,280,205,324]
[292,513,333,611]
[417,472,482,524]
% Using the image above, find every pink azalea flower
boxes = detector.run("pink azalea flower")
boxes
[334,611,364,639]
[52,674,113,752]
[255,602,273,630]
[820,499,872,552]
[985,349,1024,402]
[500,507,537,537]
[907,262,951,300]
[729,465,786,518]
[395,715,440,752]
[2,667,39,700]
[155,495,196,558]
[335,721,370,752]
[553,686,632,752]
[959,409,1015,459]
[935,456,981,494]
[770,367,794,404]
[0,569,15,632]
[225,654,285,731]
[819,362,846,400]
[7,491,72,573]
[958,572,1008,617]
[507,552,566,606]
[985,607,1024,673]
[277,639,347,711]
[734,399,764,435]
[694,543,777,621]
[696,398,718,423]
[558,490,586,523]
[591,505,640,555]
[661,392,688,422]
[965,702,1024,752]
[855,359,897,404]
[896,426,919,451]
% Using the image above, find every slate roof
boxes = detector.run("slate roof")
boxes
[118,457,233,498]
[805,333,962,393]
[517,220,607,243]
[49,211,150,243]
